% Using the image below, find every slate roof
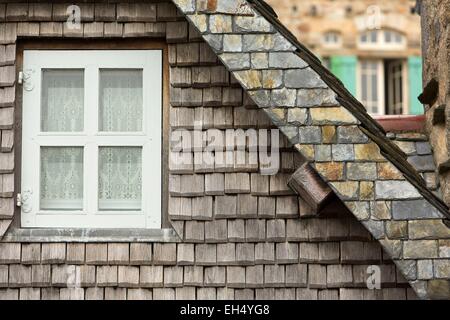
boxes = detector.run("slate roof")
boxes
[248,0,449,218]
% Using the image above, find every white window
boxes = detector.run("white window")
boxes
[21,50,162,229]
[323,32,342,48]
[358,29,406,50]
[357,59,408,115]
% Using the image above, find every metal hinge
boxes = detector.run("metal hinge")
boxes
[18,70,35,91]
[16,193,22,207]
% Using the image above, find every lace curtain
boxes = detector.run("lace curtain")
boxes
[98,147,142,210]
[40,147,83,210]
[39,69,143,212]
[99,69,143,132]
[41,70,84,132]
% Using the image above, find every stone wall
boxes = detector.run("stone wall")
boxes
[421,0,450,205]
[0,1,415,300]
[265,0,421,57]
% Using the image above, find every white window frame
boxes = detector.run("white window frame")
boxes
[357,58,409,116]
[357,59,385,115]
[21,50,162,229]
[358,29,406,50]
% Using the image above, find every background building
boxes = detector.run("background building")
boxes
[266,0,423,116]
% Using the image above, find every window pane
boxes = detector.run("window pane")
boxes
[40,147,83,210]
[371,74,378,102]
[41,70,84,132]
[361,75,368,100]
[361,34,367,43]
[99,70,143,132]
[98,147,142,211]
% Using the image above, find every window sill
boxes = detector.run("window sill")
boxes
[373,115,425,132]
[2,227,180,243]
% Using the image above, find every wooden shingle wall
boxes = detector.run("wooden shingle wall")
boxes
[0,1,416,300]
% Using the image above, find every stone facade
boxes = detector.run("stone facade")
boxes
[265,0,423,117]
[265,0,421,57]
[0,0,448,300]
[421,0,450,206]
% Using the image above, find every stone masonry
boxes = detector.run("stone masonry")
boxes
[421,0,450,207]
[0,0,448,300]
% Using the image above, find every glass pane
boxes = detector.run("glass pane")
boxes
[98,147,142,211]
[361,75,368,100]
[361,34,367,43]
[371,74,378,102]
[41,69,84,132]
[40,147,83,210]
[99,69,143,132]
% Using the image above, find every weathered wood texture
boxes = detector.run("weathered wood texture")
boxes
[0,0,422,301]
[288,163,333,214]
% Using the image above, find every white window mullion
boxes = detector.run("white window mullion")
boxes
[377,60,385,115]
[87,143,98,217]
[85,65,99,217]
[403,61,409,115]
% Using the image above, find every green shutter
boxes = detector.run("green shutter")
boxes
[330,56,357,96]
[408,56,423,115]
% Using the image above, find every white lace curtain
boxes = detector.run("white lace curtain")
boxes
[39,69,144,211]
[40,147,83,210]
[41,69,84,132]
[98,147,142,210]
[99,69,143,132]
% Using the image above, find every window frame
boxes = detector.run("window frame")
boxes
[357,58,409,116]
[357,29,407,50]
[14,40,171,232]
[322,31,342,48]
[387,60,409,115]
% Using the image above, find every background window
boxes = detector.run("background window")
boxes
[358,59,407,115]
[323,32,342,47]
[359,60,383,115]
[358,29,406,49]
[386,60,406,115]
